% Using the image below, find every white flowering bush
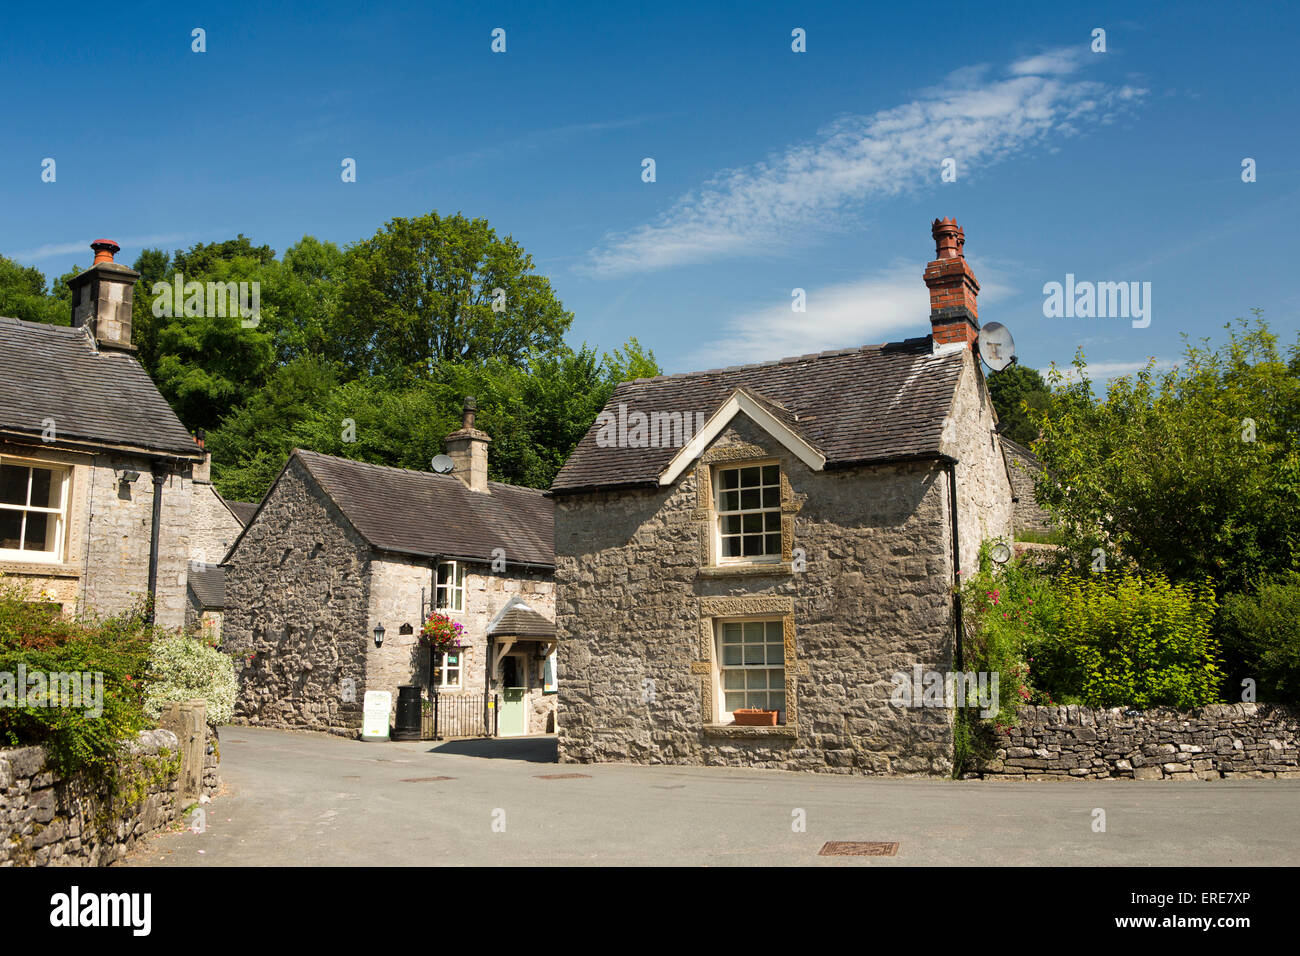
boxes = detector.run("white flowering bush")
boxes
[143,634,238,725]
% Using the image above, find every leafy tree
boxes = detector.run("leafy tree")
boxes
[986,363,1050,446]
[0,256,66,325]
[334,211,572,378]
[1030,313,1300,595]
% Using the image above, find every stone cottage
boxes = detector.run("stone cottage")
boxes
[0,240,204,628]
[222,403,556,737]
[1001,436,1053,538]
[550,219,1015,775]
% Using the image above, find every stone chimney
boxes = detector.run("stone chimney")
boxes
[444,397,491,493]
[68,239,138,352]
[923,218,980,348]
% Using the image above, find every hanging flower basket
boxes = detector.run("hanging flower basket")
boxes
[419,613,465,655]
[732,707,779,726]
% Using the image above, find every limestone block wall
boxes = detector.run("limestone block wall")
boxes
[365,554,557,734]
[189,481,243,566]
[1002,442,1053,535]
[942,354,1015,576]
[0,442,192,629]
[223,457,370,734]
[974,704,1300,779]
[0,726,220,867]
[556,415,957,775]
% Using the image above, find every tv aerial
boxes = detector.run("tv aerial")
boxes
[430,454,455,474]
[977,321,1017,372]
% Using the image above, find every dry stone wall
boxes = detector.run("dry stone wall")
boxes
[0,725,220,867]
[974,704,1300,779]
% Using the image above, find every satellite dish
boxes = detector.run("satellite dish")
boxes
[977,322,1016,372]
[430,454,455,474]
[990,542,1012,565]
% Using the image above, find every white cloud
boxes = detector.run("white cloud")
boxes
[5,233,192,262]
[583,48,1145,277]
[686,259,1014,369]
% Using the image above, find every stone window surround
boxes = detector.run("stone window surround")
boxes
[693,595,808,738]
[691,442,800,577]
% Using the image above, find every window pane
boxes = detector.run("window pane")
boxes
[721,537,741,558]
[0,466,27,506]
[743,643,765,665]
[742,513,762,533]
[766,621,784,642]
[765,534,781,555]
[720,469,739,489]
[28,468,53,509]
[722,644,742,665]
[722,622,742,642]
[739,466,760,487]
[764,511,782,531]
[0,510,20,549]
[437,563,451,586]
[455,563,465,587]
[721,515,741,535]
[720,491,739,512]
[740,488,761,510]
[724,692,746,711]
[761,465,779,485]
[23,511,48,551]
[743,622,762,642]
[723,670,744,689]
[769,691,785,714]
[742,535,764,556]
[761,487,779,508]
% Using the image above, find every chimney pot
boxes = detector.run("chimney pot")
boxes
[445,396,491,493]
[91,239,121,265]
[462,396,478,430]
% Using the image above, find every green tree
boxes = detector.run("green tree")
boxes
[1030,313,1300,595]
[0,256,65,325]
[335,211,572,378]
[986,363,1050,446]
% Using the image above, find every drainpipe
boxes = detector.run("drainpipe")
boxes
[943,456,963,672]
[147,465,165,623]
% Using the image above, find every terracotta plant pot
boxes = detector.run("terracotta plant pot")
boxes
[732,708,779,726]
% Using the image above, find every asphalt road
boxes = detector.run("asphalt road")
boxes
[128,726,1300,866]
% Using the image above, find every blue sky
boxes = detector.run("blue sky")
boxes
[3,0,1297,379]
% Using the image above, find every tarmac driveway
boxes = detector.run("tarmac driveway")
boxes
[129,726,1300,866]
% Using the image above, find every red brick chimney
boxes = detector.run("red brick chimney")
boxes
[924,218,980,348]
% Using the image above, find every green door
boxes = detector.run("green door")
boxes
[500,655,526,736]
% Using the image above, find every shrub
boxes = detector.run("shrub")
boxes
[1220,572,1300,704]
[1040,571,1222,708]
[0,578,152,780]
[142,633,238,725]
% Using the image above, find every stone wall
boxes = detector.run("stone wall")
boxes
[366,554,556,734]
[1001,439,1052,536]
[189,480,243,566]
[973,704,1300,779]
[0,442,193,629]
[223,456,370,734]
[556,414,959,775]
[0,725,220,867]
[944,353,1015,577]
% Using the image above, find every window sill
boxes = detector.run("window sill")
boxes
[698,561,792,579]
[702,723,798,739]
[0,559,76,577]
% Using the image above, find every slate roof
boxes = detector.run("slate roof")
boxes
[551,338,968,492]
[294,449,554,568]
[224,499,259,526]
[0,316,202,459]
[487,596,556,639]
[188,566,226,610]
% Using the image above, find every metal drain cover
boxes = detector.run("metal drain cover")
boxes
[399,776,456,782]
[534,773,591,779]
[819,841,899,857]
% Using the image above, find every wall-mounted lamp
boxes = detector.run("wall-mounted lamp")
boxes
[118,470,141,484]
[373,622,385,647]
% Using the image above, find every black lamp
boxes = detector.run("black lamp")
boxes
[373,622,385,647]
